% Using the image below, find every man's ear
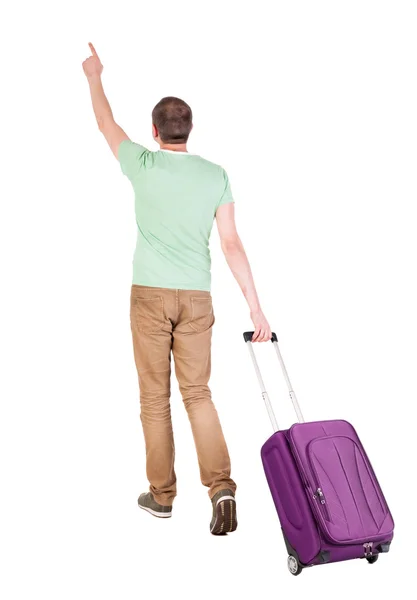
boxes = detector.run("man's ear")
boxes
[152,123,158,139]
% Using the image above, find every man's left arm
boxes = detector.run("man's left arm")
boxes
[83,43,129,159]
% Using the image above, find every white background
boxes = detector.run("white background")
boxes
[1,1,416,597]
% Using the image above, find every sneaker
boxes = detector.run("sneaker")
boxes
[210,489,237,535]
[138,492,172,518]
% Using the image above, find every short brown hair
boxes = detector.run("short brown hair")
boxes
[152,97,193,144]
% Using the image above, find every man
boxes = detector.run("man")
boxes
[83,43,271,535]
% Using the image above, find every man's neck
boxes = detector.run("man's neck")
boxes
[159,143,188,153]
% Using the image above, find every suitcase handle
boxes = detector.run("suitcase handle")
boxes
[243,331,278,343]
[243,331,305,432]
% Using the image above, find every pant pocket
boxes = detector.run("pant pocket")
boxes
[131,296,165,333]
[189,296,215,332]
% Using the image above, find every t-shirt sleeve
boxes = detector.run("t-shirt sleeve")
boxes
[217,169,234,207]
[118,140,149,181]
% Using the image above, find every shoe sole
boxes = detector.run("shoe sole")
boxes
[210,497,237,535]
[138,503,172,519]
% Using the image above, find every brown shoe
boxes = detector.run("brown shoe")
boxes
[210,489,237,535]
[138,492,172,518]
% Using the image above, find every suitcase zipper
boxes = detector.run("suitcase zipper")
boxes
[287,438,336,539]
[289,443,341,544]
[312,487,331,522]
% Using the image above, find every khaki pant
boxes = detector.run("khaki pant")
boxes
[130,285,236,506]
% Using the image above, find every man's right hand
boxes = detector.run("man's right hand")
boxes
[82,43,103,80]
[250,309,272,342]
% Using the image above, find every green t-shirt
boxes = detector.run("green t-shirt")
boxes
[119,140,234,291]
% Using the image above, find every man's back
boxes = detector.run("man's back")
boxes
[119,140,233,291]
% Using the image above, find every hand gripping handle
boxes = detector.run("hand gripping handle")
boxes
[243,331,278,343]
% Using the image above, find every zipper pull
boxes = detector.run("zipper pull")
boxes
[316,488,326,504]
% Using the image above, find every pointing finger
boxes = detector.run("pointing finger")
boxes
[88,42,99,58]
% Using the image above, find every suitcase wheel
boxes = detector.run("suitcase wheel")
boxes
[366,555,379,564]
[287,555,303,576]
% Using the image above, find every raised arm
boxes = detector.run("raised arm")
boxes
[82,43,129,159]
[216,203,271,342]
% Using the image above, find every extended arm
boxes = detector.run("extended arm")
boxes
[216,203,271,342]
[82,43,129,158]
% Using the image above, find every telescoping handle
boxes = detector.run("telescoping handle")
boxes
[243,331,305,432]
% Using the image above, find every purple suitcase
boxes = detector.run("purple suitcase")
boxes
[244,331,394,575]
